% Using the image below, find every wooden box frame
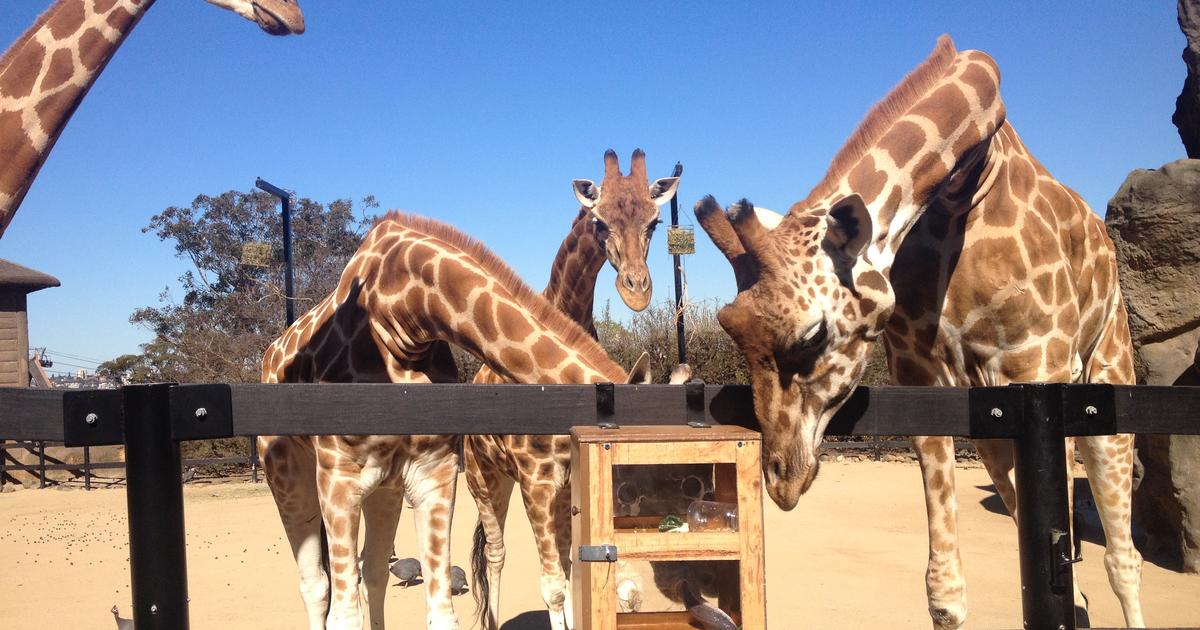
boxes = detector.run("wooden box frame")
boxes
[570,425,766,629]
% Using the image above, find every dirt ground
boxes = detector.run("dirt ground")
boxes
[1,461,1197,629]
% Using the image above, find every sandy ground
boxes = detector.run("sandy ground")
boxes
[1,461,1197,629]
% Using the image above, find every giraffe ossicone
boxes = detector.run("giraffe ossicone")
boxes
[698,34,1143,629]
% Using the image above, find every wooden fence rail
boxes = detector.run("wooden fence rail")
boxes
[0,382,1197,630]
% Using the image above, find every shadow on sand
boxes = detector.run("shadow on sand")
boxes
[499,611,552,630]
[975,480,1180,571]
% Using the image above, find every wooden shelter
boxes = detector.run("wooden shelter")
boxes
[0,258,59,387]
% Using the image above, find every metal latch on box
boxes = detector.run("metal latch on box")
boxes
[578,544,618,562]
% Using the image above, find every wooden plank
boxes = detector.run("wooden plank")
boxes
[735,438,767,629]
[573,438,617,630]
[615,611,699,629]
[223,383,981,437]
[613,530,740,561]
[1112,385,1200,435]
[229,383,697,436]
[572,424,758,444]
[612,441,737,466]
[0,388,65,440]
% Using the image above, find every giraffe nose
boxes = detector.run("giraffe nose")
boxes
[622,272,650,294]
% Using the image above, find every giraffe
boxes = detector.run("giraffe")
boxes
[462,149,681,630]
[0,0,304,238]
[259,211,657,630]
[695,35,1144,628]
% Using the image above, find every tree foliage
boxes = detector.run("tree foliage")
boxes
[124,189,378,384]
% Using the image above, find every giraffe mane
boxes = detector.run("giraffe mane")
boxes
[0,2,59,73]
[373,211,627,379]
[801,34,958,207]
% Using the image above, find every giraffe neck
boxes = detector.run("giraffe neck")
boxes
[0,0,155,236]
[798,45,1006,278]
[353,214,628,385]
[540,207,606,337]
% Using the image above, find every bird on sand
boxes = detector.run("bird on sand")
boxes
[450,565,469,596]
[389,557,423,586]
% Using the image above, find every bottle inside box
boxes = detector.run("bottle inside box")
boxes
[611,463,739,533]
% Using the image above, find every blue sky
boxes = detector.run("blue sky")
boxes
[0,1,1186,375]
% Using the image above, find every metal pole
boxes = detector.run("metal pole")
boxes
[1014,383,1075,630]
[83,445,91,491]
[669,162,686,365]
[37,440,46,488]
[255,178,294,486]
[255,177,296,327]
[249,436,259,483]
[123,383,189,630]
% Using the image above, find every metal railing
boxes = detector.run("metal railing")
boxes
[0,438,258,490]
[0,381,1197,630]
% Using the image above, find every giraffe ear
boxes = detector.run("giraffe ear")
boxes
[625,352,653,384]
[823,194,872,293]
[573,179,601,208]
[648,177,680,206]
[823,194,872,263]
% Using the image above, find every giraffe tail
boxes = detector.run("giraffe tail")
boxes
[471,520,491,628]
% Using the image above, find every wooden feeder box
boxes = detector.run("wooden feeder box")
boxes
[571,425,765,629]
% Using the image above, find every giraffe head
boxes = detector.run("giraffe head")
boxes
[696,195,894,509]
[572,149,680,311]
[205,0,306,35]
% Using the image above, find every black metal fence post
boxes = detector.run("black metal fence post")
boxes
[668,162,686,365]
[37,440,46,488]
[1014,383,1074,630]
[123,383,189,630]
[83,445,91,491]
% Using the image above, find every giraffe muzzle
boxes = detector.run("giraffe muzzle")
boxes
[764,452,820,510]
[616,271,652,311]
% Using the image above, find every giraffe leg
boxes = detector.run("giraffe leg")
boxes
[973,438,1018,520]
[553,481,576,628]
[261,436,330,630]
[408,452,460,629]
[974,437,1090,618]
[464,441,515,630]
[361,488,405,630]
[912,436,967,630]
[318,458,368,630]
[519,470,572,630]
[1078,433,1144,627]
[1079,306,1144,627]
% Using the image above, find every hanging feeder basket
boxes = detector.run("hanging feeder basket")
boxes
[240,241,273,267]
[667,224,695,255]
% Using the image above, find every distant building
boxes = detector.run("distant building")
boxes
[0,259,59,387]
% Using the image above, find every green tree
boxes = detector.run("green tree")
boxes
[124,189,378,384]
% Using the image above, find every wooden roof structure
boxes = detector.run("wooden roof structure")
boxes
[0,258,59,387]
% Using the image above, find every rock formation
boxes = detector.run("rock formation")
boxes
[1174,0,1200,158]
[1106,159,1200,572]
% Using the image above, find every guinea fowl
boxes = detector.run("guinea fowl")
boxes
[449,565,469,596]
[111,605,133,630]
[389,557,423,587]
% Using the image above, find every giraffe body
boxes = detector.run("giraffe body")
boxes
[696,36,1142,628]
[464,150,680,630]
[261,212,651,630]
[0,0,304,238]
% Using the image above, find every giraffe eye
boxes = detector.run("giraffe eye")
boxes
[592,218,609,234]
[794,319,828,352]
